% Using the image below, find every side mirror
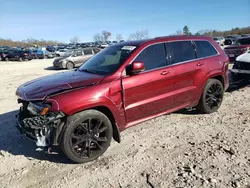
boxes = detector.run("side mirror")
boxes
[127,61,145,75]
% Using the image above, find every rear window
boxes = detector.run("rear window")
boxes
[194,41,218,58]
[166,41,196,65]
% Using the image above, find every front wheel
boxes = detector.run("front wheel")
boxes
[66,62,74,69]
[60,110,113,163]
[196,79,224,114]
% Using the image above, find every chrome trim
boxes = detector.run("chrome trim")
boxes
[124,39,220,75]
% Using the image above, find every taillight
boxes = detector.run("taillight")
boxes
[2,53,6,57]
[24,53,28,56]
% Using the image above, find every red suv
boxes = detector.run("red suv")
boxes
[16,36,229,163]
[224,37,250,62]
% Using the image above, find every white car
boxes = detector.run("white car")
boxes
[100,43,109,48]
[55,49,68,57]
[213,37,224,46]
[231,51,250,79]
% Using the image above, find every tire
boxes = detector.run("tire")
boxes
[5,57,9,61]
[66,62,74,70]
[18,57,23,62]
[60,109,113,163]
[196,79,224,114]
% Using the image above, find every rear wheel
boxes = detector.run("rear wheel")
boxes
[60,110,113,163]
[18,57,23,62]
[66,62,74,70]
[196,79,224,114]
[5,57,9,61]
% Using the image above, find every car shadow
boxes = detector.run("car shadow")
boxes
[44,66,63,71]
[0,110,72,164]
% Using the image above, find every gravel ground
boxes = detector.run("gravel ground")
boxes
[0,59,250,188]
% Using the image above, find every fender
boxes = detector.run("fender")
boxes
[47,88,126,129]
[192,69,224,106]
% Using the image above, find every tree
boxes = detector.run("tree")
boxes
[116,34,123,42]
[195,32,201,36]
[183,26,191,35]
[93,33,104,42]
[102,31,112,42]
[175,30,183,35]
[70,36,80,44]
[128,30,149,40]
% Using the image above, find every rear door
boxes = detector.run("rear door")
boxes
[193,40,222,83]
[122,43,175,124]
[72,50,83,66]
[166,40,205,108]
[82,49,94,64]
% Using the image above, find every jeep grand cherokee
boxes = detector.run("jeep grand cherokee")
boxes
[16,36,229,163]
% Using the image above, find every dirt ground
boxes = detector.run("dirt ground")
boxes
[0,59,250,188]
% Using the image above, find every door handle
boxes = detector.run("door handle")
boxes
[161,70,171,75]
[197,62,205,66]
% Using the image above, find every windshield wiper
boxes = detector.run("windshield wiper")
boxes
[79,68,97,74]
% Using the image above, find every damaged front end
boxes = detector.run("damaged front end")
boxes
[16,99,66,149]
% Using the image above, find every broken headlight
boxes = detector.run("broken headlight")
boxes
[27,102,51,115]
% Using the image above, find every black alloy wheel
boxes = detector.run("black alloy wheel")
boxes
[196,79,224,114]
[70,118,109,159]
[61,110,113,163]
[205,82,223,111]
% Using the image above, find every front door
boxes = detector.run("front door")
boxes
[122,43,175,125]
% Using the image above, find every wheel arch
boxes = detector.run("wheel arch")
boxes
[93,106,121,143]
[66,61,75,69]
[192,73,225,107]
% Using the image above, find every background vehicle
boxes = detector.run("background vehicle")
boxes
[224,38,236,46]
[53,48,99,69]
[6,50,33,61]
[45,50,55,58]
[99,43,109,49]
[16,36,229,163]
[231,51,250,80]
[213,37,224,46]
[55,49,68,57]
[224,37,250,62]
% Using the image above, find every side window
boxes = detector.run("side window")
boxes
[135,43,166,71]
[83,49,93,55]
[75,50,82,56]
[166,41,196,65]
[194,41,218,58]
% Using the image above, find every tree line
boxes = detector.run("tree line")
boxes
[0,38,61,47]
[174,26,250,37]
[1,26,249,47]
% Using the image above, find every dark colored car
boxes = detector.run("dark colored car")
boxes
[224,37,250,62]
[16,36,229,163]
[2,50,33,61]
[224,38,236,46]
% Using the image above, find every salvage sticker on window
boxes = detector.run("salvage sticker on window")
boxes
[122,46,136,51]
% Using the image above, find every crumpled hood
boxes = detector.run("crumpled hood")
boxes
[16,70,105,101]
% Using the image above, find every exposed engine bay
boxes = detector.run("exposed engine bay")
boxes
[16,99,65,148]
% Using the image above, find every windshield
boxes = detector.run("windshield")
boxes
[213,38,218,40]
[79,45,137,75]
[235,38,250,45]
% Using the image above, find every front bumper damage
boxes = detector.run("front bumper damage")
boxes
[16,106,65,148]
